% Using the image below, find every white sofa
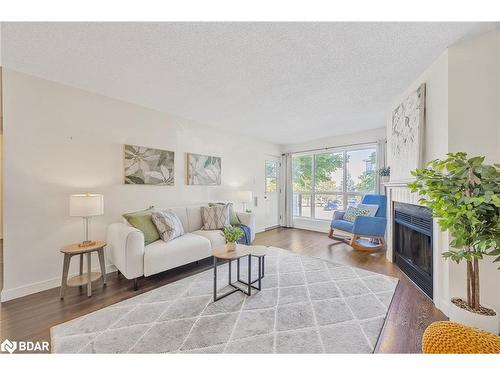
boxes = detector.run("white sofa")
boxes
[106,204,255,288]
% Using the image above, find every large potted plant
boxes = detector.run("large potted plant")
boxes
[409,152,500,333]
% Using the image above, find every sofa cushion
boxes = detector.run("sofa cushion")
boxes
[166,207,189,232]
[143,233,211,276]
[151,209,185,242]
[186,205,204,232]
[122,207,159,246]
[192,229,225,249]
[201,204,230,230]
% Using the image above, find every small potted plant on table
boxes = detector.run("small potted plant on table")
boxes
[222,226,244,252]
[409,153,499,333]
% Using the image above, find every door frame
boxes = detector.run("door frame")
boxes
[264,156,281,231]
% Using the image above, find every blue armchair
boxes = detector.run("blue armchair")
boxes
[328,194,387,251]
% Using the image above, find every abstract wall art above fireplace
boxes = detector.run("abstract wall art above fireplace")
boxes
[390,83,426,181]
[124,144,175,185]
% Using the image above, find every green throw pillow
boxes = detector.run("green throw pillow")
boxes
[123,207,160,245]
[209,202,240,226]
[343,204,379,223]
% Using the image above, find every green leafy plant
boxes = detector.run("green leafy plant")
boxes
[409,153,500,312]
[378,166,391,177]
[221,226,244,243]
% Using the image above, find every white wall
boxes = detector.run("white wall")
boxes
[0,68,3,239]
[387,51,449,174]
[283,127,386,233]
[1,69,281,301]
[387,30,500,321]
[447,31,500,315]
[386,50,450,313]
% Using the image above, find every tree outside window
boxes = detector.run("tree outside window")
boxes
[292,147,377,220]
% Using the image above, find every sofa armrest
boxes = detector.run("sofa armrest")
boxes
[352,216,387,237]
[106,222,145,279]
[236,212,256,243]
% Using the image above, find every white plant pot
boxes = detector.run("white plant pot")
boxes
[226,242,237,252]
[448,300,498,334]
[381,176,390,183]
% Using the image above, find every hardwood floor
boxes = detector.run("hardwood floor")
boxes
[0,228,447,353]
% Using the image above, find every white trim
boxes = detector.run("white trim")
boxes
[292,217,330,233]
[264,157,281,228]
[291,141,377,157]
[255,226,266,234]
[0,264,117,302]
[383,179,415,187]
[293,216,330,223]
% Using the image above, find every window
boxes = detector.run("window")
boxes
[292,146,377,220]
[346,149,376,194]
[265,160,278,193]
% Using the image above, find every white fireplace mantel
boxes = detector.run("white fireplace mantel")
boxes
[384,181,423,262]
[384,181,449,312]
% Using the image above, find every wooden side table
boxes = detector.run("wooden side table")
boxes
[60,240,107,299]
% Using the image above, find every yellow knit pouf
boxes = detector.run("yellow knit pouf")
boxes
[422,321,500,354]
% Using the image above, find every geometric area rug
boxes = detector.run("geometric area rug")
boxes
[51,247,398,353]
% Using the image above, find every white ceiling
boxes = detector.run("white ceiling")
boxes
[1,22,498,145]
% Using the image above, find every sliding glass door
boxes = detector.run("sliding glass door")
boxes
[292,145,377,220]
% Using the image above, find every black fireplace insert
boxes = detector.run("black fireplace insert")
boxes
[393,202,433,298]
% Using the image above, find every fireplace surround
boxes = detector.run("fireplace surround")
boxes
[393,201,433,298]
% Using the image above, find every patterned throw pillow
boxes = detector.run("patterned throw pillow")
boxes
[209,202,240,226]
[151,210,185,242]
[343,204,379,223]
[201,204,230,230]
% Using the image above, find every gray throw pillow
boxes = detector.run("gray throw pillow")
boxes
[201,204,230,230]
[151,210,185,242]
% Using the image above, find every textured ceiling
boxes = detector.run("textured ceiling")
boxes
[1,22,498,144]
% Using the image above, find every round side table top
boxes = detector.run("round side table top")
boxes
[212,247,250,260]
[61,240,107,254]
[245,245,267,257]
[212,244,267,259]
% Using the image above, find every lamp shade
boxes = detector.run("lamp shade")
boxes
[237,191,253,203]
[69,194,104,217]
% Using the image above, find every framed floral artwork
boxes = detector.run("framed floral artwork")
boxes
[124,144,174,185]
[186,153,221,185]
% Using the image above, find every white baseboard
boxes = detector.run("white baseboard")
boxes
[0,264,117,302]
[292,218,330,234]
